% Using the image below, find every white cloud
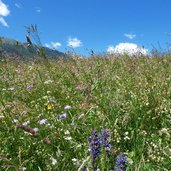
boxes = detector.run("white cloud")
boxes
[0,16,8,27]
[15,3,22,9]
[0,0,10,27]
[45,42,61,49]
[124,33,136,39]
[0,0,10,16]
[107,43,148,56]
[67,37,82,48]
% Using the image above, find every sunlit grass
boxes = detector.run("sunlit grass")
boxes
[0,54,171,170]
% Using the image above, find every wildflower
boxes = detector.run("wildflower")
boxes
[72,158,78,162]
[59,113,67,119]
[101,128,111,152]
[64,130,70,135]
[64,136,72,140]
[72,158,79,166]
[51,158,57,165]
[44,80,53,84]
[64,105,72,110]
[23,120,30,126]
[39,118,47,125]
[88,130,101,165]
[115,153,127,171]
[44,102,54,110]
[27,85,33,89]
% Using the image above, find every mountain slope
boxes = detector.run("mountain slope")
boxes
[0,37,64,60]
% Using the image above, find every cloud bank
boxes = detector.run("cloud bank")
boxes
[45,42,61,49]
[67,37,82,48]
[107,43,148,56]
[0,0,10,27]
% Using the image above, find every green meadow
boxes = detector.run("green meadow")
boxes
[0,54,171,170]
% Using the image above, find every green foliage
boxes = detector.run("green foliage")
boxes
[0,55,171,170]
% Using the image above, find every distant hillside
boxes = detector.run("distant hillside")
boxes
[0,37,64,60]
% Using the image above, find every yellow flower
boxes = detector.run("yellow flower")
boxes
[44,103,54,110]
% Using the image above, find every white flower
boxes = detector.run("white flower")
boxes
[124,132,129,136]
[64,130,70,135]
[44,80,53,84]
[23,121,30,126]
[51,158,57,165]
[72,158,78,162]
[64,105,72,110]
[33,128,39,133]
[64,136,72,140]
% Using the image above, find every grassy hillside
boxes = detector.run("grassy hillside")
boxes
[0,55,171,170]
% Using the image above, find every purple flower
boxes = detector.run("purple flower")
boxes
[27,85,33,89]
[39,118,47,125]
[101,128,111,152]
[88,129,101,168]
[115,153,127,171]
[88,128,112,170]
[59,113,67,119]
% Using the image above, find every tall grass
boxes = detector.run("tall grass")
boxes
[0,54,171,170]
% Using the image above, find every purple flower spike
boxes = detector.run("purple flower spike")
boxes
[88,129,101,166]
[115,153,127,171]
[101,128,111,152]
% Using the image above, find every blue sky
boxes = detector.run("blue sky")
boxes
[1,0,171,55]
